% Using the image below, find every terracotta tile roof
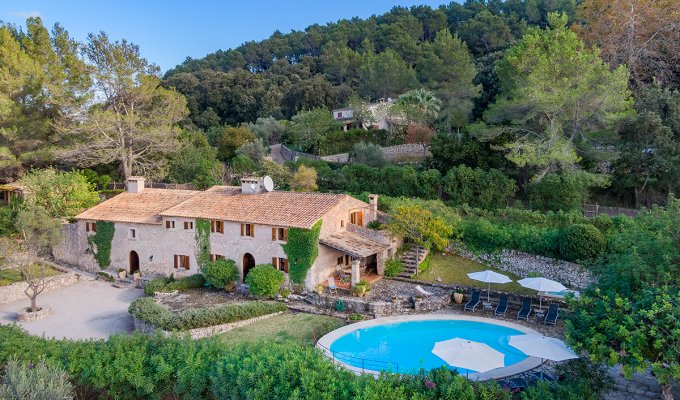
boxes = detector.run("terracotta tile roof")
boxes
[319,231,389,258]
[160,186,347,229]
[75,189,200,225]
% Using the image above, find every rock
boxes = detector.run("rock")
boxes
[435,277,442,282]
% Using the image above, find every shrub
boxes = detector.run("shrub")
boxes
[0,206,17,236]
[246,264,285,297]
[443,165,517,209]
[0,324,520,400]
[366,220,383,230]
[143,274,205,296]
[460,217,511,252]
[527,171,606,212]
[384,258,404,277]
[0,356,74,400]
[128,297,286,331]
[559,224,606,262]
[202,259,239,288]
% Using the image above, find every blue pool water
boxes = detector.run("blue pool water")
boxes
[328,319,528,374]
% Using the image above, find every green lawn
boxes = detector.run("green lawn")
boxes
[0,264,63,286]
[415,253,536,296]
[217,312,345,347]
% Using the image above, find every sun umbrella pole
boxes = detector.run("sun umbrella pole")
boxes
[487,282,491,302]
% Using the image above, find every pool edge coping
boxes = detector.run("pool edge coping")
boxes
[316,314,546,381]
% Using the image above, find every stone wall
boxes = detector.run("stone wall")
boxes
[451,245,594,289]
[132,311,284,339]
[304,290,450,318]
[318,143,429,164]
[0,266,81,305]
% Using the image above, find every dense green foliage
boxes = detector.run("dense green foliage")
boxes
[143,274,206,296]
[442,165,516,209]
[245,264,285,297]
[19,168,100,219]
[0,356,74,400]
[87,221,114,268]
[384,258,404,277]
[194,219,211,270]
[527,171,605,212]
[558,224,606,262]
[128,297,286,331]
[0,206,17,236]
[566,198,680,397]
[202,259,239,288]
[283,220,322,285]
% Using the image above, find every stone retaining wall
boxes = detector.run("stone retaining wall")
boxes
[0,266,81,305]
[304,291,450,318]
[132,311,284,339]
[319,143,429,164]
[452,245,594,289]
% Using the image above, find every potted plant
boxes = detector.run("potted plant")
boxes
[353,284,366,297]
[347,312,364,323]
[316,284,325,295]
[453,288,464,304]
[118,268,127,279]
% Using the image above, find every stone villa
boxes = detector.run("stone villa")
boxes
[54,177,399,290]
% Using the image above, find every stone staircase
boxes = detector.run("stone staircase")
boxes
[398,246,428,278]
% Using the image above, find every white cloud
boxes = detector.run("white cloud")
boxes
[7,10,43,19]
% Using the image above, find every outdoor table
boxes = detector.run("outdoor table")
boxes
[482,302,493,311]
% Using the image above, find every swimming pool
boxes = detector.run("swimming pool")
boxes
[317,315,542,379]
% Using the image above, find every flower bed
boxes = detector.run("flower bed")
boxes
[128,297,287,332]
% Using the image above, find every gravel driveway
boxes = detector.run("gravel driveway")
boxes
[0,279,143,340]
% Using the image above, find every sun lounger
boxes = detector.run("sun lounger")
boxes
[543,303,559,325]
[495,294,508,316]
[327,277,338,295]
[498,377,528,392]
[464,290,481,311]
[531,371,557,383]
[516,297,532,321]
[415,285,433,297]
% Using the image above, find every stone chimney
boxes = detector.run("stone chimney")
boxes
[369,194,378,221]
[240,177,264,194]
[127,176,145,193]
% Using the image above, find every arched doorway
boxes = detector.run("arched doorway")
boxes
[242,253,255,280]
[129,251,140,275]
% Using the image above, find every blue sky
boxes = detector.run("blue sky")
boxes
[1,0,449,72]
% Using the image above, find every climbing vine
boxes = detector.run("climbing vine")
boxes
[283,220,321,285]
[195,219,211,271]
[87,221,114,269]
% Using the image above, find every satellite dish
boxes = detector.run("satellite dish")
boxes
[250,183,257,191]
[263,176,274,192]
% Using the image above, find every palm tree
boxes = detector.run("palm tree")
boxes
[395,89,442,127]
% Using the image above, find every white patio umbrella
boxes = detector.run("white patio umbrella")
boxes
[517,277,567,309]
[508,334,578,379]
[432,338,505,378]
[467,270,512,302]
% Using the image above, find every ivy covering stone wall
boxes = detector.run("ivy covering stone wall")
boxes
[195,219,211,270]
[87,221,114,268]
[283,220,321,285]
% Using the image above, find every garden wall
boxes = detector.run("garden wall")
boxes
[0,265,81,305]
[304,291,450,318]
[452,245,594,289]
[132,311,284,339]
[319,143,429,164]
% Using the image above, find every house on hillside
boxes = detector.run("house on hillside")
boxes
[53,177,399,290]
[332,98,403,131]
[0,182,23,205]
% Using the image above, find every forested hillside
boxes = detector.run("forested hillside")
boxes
[1,0,679,208]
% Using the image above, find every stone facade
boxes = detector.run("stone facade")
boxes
[0,266,81,305]
[54,189,398,291]
[132,311,284,339]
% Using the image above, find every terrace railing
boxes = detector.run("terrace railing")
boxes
[317,342,399,374]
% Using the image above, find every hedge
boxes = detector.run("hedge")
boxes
[143,274,205,296]
[128,297,286,331]
[559,224,606,262]
[0,325,609,400]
